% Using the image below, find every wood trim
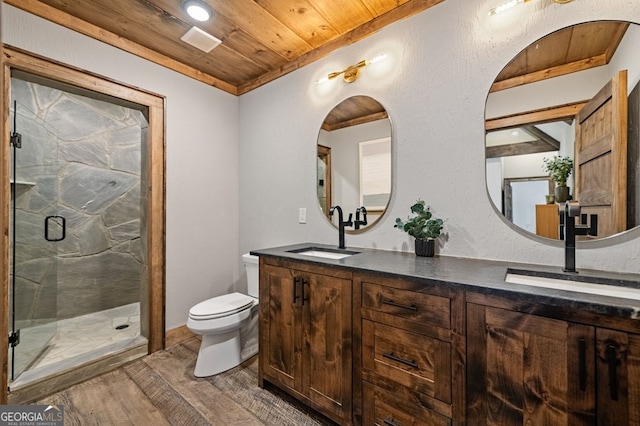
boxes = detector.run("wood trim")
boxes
[490,55,608,93]
[4,0,238,95]
[486,101,588,132]
[1,46,166,402]
[165,325,197,347]
[236,0,447,94]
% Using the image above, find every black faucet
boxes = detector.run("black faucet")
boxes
[328,205,353,249]
[354,206,368,230]
[560,201,598,273]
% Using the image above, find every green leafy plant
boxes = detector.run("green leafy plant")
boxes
[394,199,444,240]
[542,155,574,186]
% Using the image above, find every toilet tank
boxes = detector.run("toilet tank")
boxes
[242,253,259,298]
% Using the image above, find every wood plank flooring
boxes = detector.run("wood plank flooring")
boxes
[35,337,335,425]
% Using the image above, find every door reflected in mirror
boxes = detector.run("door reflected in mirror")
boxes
[317,96,392,232]
[485,21,640,240]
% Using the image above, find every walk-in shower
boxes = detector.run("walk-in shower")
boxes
[8,71,148,390]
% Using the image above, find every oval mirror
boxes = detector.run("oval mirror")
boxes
[485,21,640,240]
[317,96,392,232]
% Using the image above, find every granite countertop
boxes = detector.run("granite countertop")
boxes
[251,242,640,320]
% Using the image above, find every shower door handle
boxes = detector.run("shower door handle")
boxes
[45,215,66,242]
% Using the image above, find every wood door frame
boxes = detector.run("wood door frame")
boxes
[1,45,166,403]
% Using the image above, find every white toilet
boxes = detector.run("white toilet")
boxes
[187,253,259,377]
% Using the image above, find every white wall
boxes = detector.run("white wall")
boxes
[239,0,640,273]
[2,5,241,330]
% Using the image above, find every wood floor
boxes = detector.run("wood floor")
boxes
[35,337,336,425]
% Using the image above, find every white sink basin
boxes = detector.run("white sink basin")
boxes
[296,250,354,259]
[505,271,640,301]
[288,247,360,260]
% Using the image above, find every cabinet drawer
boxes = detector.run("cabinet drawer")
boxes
[362,282,450,329]
[362,381,451,426]
[363,320,451,404]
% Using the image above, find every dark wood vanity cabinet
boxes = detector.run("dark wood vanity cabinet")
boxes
[256,249,640,426]
[353,273,465,425]
[466,293,640,425]
[258,257,353,425]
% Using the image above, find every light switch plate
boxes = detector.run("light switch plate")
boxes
[298,208,307,224]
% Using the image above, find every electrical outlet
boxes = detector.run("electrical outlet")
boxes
[298,208,307,224]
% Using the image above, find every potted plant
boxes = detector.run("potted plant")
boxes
[542,155,574,202]
[394,199,444,257]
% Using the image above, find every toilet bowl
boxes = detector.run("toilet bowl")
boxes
[187,253,259,377]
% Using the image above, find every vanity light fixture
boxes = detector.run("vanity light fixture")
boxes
[488,0,573,16]
[183,0,212,22]
[315,54,388,85]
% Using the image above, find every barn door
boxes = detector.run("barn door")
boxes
[574,70,628,238]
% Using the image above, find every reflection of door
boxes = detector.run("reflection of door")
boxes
[504,177,554,231]
[574,70,627,238]
[317,145,331,217]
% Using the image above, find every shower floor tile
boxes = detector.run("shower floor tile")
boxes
[37,303,141,368]
[9,303,143,387]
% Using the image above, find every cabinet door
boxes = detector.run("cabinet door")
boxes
[259,264,302,391]
[596,328,640,425]
[303,272,352,420]
[467,303,596,425]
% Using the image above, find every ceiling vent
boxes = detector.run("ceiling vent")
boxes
[181,27,221,53]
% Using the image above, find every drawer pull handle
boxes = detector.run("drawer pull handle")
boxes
[383,352,418,369]
[293,277,300,303]
[301,279,309,306]
[578,338,586,391]
[382,299,418,312]
[383,418,398,426]
[607,344,618,401]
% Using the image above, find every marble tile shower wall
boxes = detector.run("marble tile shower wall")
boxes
[11,79,145,323]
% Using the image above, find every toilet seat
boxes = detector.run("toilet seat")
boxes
[189,292,254,320]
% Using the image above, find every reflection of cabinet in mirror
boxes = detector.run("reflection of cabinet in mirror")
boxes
[535,204,560,239]
[317,145,331,217]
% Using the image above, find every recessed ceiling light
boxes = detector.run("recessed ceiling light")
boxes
[183,0,212,22]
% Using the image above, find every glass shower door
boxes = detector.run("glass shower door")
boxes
[9,99,60,381]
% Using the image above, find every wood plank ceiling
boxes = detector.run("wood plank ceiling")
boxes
[491,21,629,93]
[4,0,447,95]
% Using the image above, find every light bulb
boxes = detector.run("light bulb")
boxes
[183,0,211,22]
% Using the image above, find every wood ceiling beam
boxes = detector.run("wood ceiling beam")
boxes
[486,139,559,159]
[486,101,587,132]
[521,125,561,151]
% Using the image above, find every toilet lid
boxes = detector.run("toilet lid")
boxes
[189,292,255,320]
